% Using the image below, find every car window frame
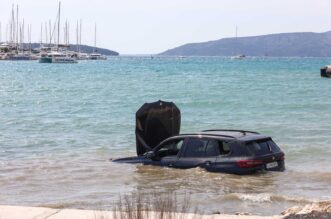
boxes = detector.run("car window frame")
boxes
[243,138,274,156]
[218,140,232,157]
[154,137,187,158]
[205,139,221,157]
[180,137,221,158]
[183,137,209,158]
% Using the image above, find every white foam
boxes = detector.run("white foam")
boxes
[237,193,272,203]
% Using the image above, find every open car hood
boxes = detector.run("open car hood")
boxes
[135,100,181,155]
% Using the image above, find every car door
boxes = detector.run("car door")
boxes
[175,138,219,168]
[153,137,186,167]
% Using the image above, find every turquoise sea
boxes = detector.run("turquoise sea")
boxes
[1,57,331,215]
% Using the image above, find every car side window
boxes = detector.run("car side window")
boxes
[219,141,231,155]
[205,140,220,157]
[183,138,209,157]
[156,139,184,158]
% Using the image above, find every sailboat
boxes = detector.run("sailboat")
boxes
[8,5,33,61]
[88,23,107,60]
[231,26,246,60]
[39,2,77,64]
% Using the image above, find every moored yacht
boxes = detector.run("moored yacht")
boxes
[39,2,78,64]
[88,53,107,60]
[9,53,32,61]
[231,26,246,60]
[39,51,77,63]
[231,54,246,60]
[88,24,107,60]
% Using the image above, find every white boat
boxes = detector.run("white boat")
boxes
[0,53,8,60]
[88,53,107,60]
[231,26,246,60]
[231,54,246,60]
[39,51,77,63]
[39,2,78,64]
[77,53,89,60]
[88,23,107,60]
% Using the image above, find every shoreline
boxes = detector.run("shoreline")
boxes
[1,201,330,218]
[0,205,280,219]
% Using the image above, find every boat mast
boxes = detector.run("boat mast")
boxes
[6,24,8,43]
[19,23,21,52]
[21,20,24,52]
[11,5,14,45]
[28,24,31,54]
[45,22,48,47]
[94,23,96,53]
[16,4,19,54]
[235,25,238,55]
[79,19,82,54]
[63,24,66,45]
[67,21,69,45]
[0,22,2,42]
[76,20,78,52]
[57,1,61,50]
[40,23,43,46]
[49,20,52,45]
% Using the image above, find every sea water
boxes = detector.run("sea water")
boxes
[0,56,331,215]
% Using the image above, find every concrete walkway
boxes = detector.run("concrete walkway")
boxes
[0,205,281,219]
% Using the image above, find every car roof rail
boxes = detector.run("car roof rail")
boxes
[202,129,260,135]
[177,133,236,139]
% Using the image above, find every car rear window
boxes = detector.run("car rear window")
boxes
[267,140,281,152]
[245,139,280,156]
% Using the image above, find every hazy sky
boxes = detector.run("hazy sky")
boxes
[0,0,330,54]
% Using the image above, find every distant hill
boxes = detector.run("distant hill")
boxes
[22,43,119,56]
[159,31,331,57]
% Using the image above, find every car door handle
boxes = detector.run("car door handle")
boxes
[168,163,173,167]
[205,161,211,166]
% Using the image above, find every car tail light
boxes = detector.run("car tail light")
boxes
[237,160,263,168]
[279,153,285,161]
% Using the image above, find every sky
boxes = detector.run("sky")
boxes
[0,0,330,54]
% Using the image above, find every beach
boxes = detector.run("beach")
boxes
[1,57,331,216]
[1,200,331,219]
[0,205,280,219]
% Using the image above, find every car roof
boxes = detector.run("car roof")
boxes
[174,129,271,141]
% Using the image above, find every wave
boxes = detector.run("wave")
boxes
[222,193,317,204]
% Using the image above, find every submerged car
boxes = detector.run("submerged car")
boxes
[113,100,285,175]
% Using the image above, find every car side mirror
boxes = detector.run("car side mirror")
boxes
[145,151,156,159]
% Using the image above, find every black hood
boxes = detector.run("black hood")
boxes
[135,100,181,155]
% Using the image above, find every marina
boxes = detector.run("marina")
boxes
[0,2,113,63]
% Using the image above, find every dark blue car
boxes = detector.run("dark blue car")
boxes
[113,101,285,175]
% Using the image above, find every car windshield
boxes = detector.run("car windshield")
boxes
[245,139,280,156]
